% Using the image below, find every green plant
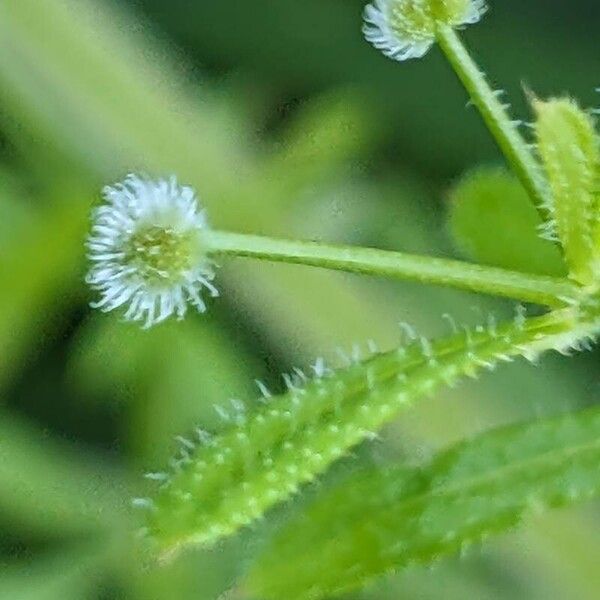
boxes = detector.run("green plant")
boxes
[78,1,600,597]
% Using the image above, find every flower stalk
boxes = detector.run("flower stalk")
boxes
[202,229,578,307]
[434,24,550,218]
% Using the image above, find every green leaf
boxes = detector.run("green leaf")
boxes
[142,308,585,559]
[245,405,600,600]
[533,97,600,284]
[448,167,566,277]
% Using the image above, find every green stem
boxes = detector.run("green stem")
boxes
[203,230,579,307]
[435,25,549,219]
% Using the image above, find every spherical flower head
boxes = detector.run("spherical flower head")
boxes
[363,0,487,61]
[86,174,218,328]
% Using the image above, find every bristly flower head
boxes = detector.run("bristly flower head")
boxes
[86,174,218,328]
[363,0,487,61]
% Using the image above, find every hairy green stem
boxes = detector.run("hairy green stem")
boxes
[203,230,579,307]
[435,25,549,219]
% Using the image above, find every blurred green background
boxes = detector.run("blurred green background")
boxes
[0,0,599,598]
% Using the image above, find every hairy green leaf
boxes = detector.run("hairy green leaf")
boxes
[448,167,566,277]
[142,308,590,559]
[534,97,600,284]
[246,404,600,600]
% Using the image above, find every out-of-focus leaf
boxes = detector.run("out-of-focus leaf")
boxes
[262,90,373,195]
[0,0,403,363]
[137,0,600,174]
[0,195,88,389]
[0,409,127,535]
[0,542,113,600]
[447,168,566,277]
[496,509,600,600]
[67,314,262,464]
[127,545,242,600]
[363,560,514,600]
[246,405,600,600]
[0,167,33,247]
[0,0,275,231]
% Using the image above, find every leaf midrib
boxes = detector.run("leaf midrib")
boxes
[369,428,600,520]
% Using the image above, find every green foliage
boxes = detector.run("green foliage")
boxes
[1,1,600,599]
[143,308,589,557]
[246,405,600,600]
[448,168,565,276]
[133,0,600,591]
[533,97,600,284]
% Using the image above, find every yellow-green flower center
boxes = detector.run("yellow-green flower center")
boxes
[126,225,198,283]
[430,0,472,23]
[389,0,472,40]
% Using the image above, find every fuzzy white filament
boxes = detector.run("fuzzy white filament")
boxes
[86,174,218,328]
[363,0,487,62]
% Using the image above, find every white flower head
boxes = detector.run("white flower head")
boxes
[363,0,487,61]
[86,174,218,328]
